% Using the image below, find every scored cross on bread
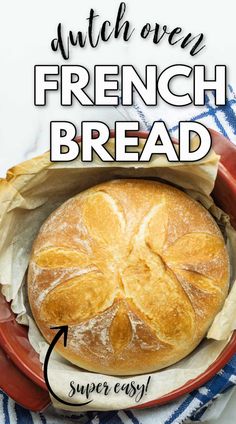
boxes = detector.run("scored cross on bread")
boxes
[28,180,229,375]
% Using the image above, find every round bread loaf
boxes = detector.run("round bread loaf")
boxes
[28,179,229,375]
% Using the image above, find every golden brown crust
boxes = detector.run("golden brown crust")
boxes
[27,179,229,375]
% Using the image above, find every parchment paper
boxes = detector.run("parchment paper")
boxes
[0,137,236,411]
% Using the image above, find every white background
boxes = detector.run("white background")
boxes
[1,0,236,177]
[1,0,236,421]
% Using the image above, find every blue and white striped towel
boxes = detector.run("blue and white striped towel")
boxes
[1,354,236,423]
[1,87,236,423]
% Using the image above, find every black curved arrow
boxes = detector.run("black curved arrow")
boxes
[44,325,93,407]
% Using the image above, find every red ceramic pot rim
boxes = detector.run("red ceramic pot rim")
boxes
[0,128,235,410]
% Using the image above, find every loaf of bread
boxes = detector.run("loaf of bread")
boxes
[27,179,229,375]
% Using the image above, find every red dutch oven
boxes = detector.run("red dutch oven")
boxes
[0,129,236,412]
